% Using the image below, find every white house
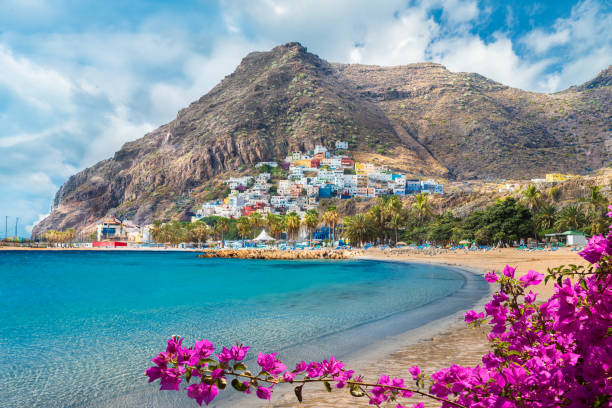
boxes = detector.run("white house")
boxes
[314,145,328,156]
[335,141,349,150]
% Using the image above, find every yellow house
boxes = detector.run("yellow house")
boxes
[294,159,312,168]
[355,162,377,175]
[545,173,576,182]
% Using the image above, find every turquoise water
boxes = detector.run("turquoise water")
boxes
[0,251,487,408]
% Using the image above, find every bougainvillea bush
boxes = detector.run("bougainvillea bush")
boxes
[146,206,612,407]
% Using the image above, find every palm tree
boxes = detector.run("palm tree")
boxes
[322,207,340,242]
[412,193,432,226]
[581,185,607,213]
[285,212,301,242]
[386,212,406,245]
[521,185,541,213]
[535,204,557,231]
[248,212,264,239]
[342,214,372,247]
[554,205,586,232]
[547,186,561,203]
[580,185,608,235]
[151,221,163,243]
[521,184,542,239]
[188,222,209,247]
[168,221,186,246]
[215,218,230,247]
[266,213,283,240]
[236,217,251,246]
[367,205,385,243]
[303,209,319,246]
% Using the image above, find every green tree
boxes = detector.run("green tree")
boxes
[386,212,406,245]
[322,207,340,242]
[412,193,432,226]
[520,184,542,239]
[285,212,301,242]
[236,217,251,246]
[554,205,586,232]
[188,222,209,246]
[249,212,264,239]
[214,218,230,247]
[342,213,372,247]
[535,204,557,231]
[303,209,320,246]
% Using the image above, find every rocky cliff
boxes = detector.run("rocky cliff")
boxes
[32,42,611,235]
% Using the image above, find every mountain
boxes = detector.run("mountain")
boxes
[32,42,611,235]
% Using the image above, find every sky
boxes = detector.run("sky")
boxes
[0,0,610,238]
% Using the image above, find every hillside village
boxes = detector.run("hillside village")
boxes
[192,141,444,221]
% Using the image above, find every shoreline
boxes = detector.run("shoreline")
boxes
[269,261,491,408]
[268,250,586,407]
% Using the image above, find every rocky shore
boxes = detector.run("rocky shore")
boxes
[197,248,362,260]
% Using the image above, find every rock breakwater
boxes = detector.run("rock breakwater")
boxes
[197,248,362,260]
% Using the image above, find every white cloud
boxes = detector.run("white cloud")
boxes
[26,212,50,234]
[441,0,480,24]
[0,44,74,112]
[522,29,571,54]
[430,33,555,91]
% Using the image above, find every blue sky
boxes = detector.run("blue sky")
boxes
[0,0,610,238]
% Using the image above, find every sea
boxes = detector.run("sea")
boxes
[0,251,488,408]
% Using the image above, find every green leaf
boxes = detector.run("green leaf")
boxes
[294,385,303,402]
[233,362,247,371]
[580,278,588,291]
[231,378,247,392]
[217,378,227,390]
[324,381,332,392]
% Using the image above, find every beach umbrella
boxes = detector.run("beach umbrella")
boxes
[253,230,275,242]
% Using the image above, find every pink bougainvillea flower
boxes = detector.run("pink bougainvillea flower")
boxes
[321,356,344,376]
[217,344,250,363]
[519,270,544,287]
[484,271,498,282]
[409,366,421,380]
[502,265,516,278]
[524,291,537,304]
[464,310,485,323]
[256,352,287,375]
[333,370,354,389]
[579,234,612,264]
[306,361,323,378]
[210,368,225,379]
[186,383,218,406]
[294,361,307,373]
[159,367,183,391]
[256,385,273,400]
[188,339,215,365]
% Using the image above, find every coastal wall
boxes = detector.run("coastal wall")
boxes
[197,248,362,260]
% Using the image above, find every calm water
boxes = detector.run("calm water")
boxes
[0,251,487,408]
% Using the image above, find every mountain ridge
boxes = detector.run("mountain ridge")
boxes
[33,42,611,235]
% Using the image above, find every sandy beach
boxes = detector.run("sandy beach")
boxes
[270,248,588,407]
